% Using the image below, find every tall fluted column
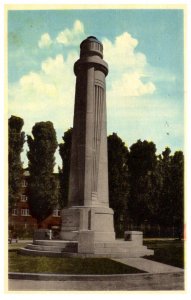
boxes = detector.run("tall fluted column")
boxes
[60,36,115,243]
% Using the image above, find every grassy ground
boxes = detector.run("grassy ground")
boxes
[9,242,29,251]
[8,251,144,274]
[144,239,184,268]
[8,239,184,274]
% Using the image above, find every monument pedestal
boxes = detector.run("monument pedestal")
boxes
[60,206,115,242]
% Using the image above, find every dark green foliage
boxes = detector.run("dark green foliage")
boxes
[170,151,184,230]
[58,128,184,236]
[27,121,58,225]
[128,140,158,225]
[157,149,184,235]
[128,139,157,177]
[156,148,172,226]
[8,115,25,211]
[128,142,184,236]
[107,133,129,236]
[58,128,73,208]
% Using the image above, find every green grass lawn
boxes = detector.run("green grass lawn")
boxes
[144,239,184,268]
[8,251,144,274]
[8,239,184,274]
[9,242,29,251]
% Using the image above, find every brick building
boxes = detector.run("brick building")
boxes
[9,169,62,238]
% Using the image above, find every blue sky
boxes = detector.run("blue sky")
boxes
[8,9,184,168]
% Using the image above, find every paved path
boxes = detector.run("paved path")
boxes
[8,258,184,291]
[112,258,184,273]
[8,272,184,291]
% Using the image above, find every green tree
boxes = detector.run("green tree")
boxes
[107,133,129,237]
[171,151,184,237]
[157,147,172,226]
[27,121,58,227]
[58,128,73,208]
[158,148,184,235]
[8,115,25,211]
[128,140,157,225]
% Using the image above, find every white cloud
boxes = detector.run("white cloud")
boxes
[8,51,78,138]
[102,32,156,103]
[103,32,147,72]
[110,72,156,97]
[9,52,77,169]
[9,25,183,168]
[56,20,85,46]
[38,33,53,49]
[107,94,183,154]
[102,32,183,153]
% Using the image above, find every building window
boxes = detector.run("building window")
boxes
[12,209,18,216]
[21,194,28,202]
[22,180,28,187]
[53,209,61,217]
[21,209,30,216]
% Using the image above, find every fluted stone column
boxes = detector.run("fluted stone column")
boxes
[60,37,115,244]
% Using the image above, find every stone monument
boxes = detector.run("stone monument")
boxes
[21,37,153,258]
[60,36,115,245]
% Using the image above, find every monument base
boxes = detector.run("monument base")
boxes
[20,208,154,258]
[59,206,116,242]
[20,231,154,258]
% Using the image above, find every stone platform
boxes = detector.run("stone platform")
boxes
[20,231,154,258]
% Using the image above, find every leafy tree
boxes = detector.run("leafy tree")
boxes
[108,133,129,236]
[128,139,157,177]
[58,128,184,237]
[27,121,58,227]
[58,128,73,208]
[8,115,25,211]
[158,148,184,235]
[128,140,157,225]
[170,151,184,237]
[157,147,173,226]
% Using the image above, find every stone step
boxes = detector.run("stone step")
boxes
[19,248,75,257]
[26,243,77,253]
[95,242,149,249]
[94,247,153,256]
[94,250,154,258]
[33,240,78,247]
[19,247,114,258]
[19,238,154,258]
[94,245,149,254]
[95,241,136,248]
[19,247,152,258]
